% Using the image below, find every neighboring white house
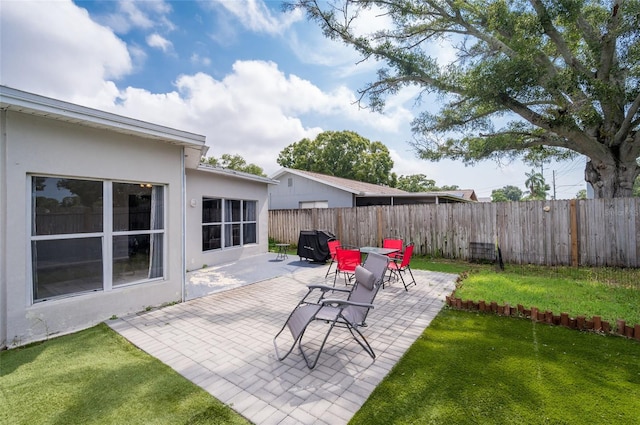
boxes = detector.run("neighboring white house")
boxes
[268,168,476,210]
[0,86,275,349]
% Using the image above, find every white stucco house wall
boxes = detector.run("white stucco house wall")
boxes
[185,165,274,270]
[0,86,275,349]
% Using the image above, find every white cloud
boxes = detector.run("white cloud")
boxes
[107,61,400,173]
[350,3,395,36]
[98,0,174,34]
[190,53,212,67]
[128,43,149,71]
[89,58,412,175]
[0,0,131,101]
[118,0,156,30]
[206,0,303,35]
[146,33,173,52]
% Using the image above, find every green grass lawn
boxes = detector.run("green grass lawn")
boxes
[351,308,640,425]
[410,256,488,275]
[0,324,250,425]
[3,257,638,425]
[451,264,640,326]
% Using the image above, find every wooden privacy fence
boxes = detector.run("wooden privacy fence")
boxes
[268,198,640,268]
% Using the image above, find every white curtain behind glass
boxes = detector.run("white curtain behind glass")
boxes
[243,201,257,244]
[244,200,256,221]
[148,186,164,278]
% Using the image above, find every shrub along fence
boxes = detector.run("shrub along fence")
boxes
[268,198,639,268]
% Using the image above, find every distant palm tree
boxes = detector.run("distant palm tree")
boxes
[524,170,549,200]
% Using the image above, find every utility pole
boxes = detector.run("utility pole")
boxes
[552,170,556,200]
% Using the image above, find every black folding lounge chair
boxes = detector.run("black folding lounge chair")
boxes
[273,254,388,369]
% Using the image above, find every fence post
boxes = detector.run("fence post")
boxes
[312,208,318,230]
[570,199,579,267]
[377,206,383,247]
[336,208,343,243]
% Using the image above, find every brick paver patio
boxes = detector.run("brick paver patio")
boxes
[108,260,456,424]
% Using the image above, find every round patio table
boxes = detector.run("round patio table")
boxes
[275,243,290,260]
[359,247,399,256]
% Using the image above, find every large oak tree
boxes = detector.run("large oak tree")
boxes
[291,0,640,198]
[277,130,394,184]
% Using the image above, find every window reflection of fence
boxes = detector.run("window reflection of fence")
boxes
[35,211,103,234]
[269,198,640,268]
[35,211,153,234]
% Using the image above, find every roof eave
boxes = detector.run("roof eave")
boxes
[272,168,409,195]
[197,164,279,184]
[271,168,360,194]
[356,193,474,203]
[0,85,206,148]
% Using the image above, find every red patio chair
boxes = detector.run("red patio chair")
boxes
[333,247,361,286]
[382,238,403,260]
[386,243,416,291]
[324,239,341,278]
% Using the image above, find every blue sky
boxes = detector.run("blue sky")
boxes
[0,0,587,198]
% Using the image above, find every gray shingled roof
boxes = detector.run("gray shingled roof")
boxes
[438,189,478,201]
[272,168,409,195]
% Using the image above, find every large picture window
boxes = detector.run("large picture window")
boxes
[202,198,257,251]
[31,176,165,302]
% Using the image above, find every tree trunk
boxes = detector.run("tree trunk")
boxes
[584,157,639,198]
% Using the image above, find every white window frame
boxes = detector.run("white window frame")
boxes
[202,198,258,251]
[241,200,257,245]
[29,175,166,303]
[202,197,222,251]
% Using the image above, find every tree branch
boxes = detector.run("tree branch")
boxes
[529,0,592,77]
[443,1,520,58]
[615,91,640,144]
[599,0,623,82]
[575,10,601,50]
[496,92,603,156]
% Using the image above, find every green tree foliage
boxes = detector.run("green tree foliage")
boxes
[395,174,436,192]
[202,154,266,177]
[393,174,460,191]
[57,179,102,207]
[491,185,524,202]
[438,184,461,191]
[277,130,394,185]
[524,169,551,200]
[575,189,588,199]
[292,0,640,198]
